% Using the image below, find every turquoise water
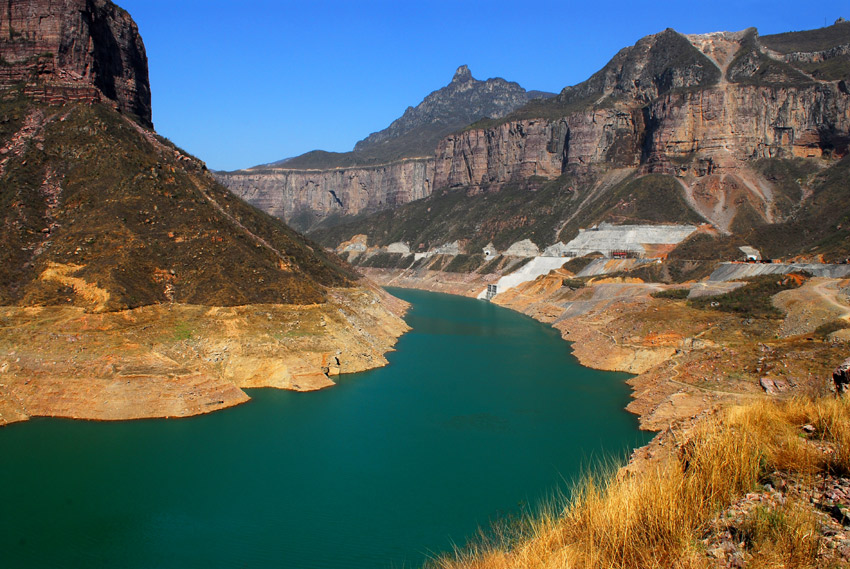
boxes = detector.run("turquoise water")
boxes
[0,288,651,568]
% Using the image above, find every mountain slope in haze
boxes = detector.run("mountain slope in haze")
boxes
[0,0,409,426]
[311,22,850,265]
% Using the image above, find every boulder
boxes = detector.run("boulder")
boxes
[834,357,850,394]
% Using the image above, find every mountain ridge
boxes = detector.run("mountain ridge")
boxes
[302,21,850,264]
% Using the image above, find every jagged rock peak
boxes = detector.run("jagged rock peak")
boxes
[453,65,473,83]
[0,0,152,127]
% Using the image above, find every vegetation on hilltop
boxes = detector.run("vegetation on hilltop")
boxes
[688,274,806,319]
[0,92,356,310]
[468,29,721,131]
[761,21,850,54]
[727,29,814,85]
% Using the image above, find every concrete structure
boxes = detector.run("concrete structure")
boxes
[561,223,697,258]
[483,243,499,260]
[543,242,572,257]
[708,263,850,282]
[477,256,569,299]
[739,246,762,261]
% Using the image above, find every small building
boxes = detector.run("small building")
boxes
[485,284,498,301]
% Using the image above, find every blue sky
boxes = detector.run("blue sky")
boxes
[117,1,845,171]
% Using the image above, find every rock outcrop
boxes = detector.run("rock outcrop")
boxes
[217,157,434,231]
[835,357,850,393]
[0,0,152,127]
[434,81,849,186]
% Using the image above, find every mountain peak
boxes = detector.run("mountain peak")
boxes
[452,65,473,83]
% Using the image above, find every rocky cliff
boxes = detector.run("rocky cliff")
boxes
[218,157,434,232]
[0,0,410,423]
[311,23,850,263]
[216,66,552,229]
[0,0,152,127]
[429,26,850,233]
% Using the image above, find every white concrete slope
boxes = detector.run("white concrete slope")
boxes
[477,257,569,299]
[564,223,697,256]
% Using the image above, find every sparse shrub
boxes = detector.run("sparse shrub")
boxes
[444,254,485,273]
[688,274,807,319]
[651,288,690,300]
[435,396,850,569]
[562,278,586,290]
[814,319,850,339]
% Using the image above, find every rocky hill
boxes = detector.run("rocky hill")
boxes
[0,0,408,425]
[215,66,553,231]
[309,22,850,264]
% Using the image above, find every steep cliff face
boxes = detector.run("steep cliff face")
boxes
[429,26,850,232]
[216,66,551,229]
[0,0,151,127]
[643,83,850,167]
[433,109,645,188]
[216,158,434,232]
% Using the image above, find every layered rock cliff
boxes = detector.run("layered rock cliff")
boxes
[217,66,552,229]
[428,26,850,232]
[218,157,434,232]
[435,82,849,188]
[0,0,152,127]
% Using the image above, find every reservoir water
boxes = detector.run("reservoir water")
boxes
[0,288,651,568]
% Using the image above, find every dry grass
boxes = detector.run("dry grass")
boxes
[433,396,850,569]
[736,502,820,569]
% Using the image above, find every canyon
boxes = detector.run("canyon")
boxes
[218,25,850,241]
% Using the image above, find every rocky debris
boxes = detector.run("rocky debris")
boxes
[834,357,850,393]
[386,242,410,254]
[503,239,541,257]
[432,241,464,255]
[759,376,791,394]
[701,472,850,568]
[0,0,152,126]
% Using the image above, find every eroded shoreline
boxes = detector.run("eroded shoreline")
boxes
[0,284,409,426]
[366,267,850,472]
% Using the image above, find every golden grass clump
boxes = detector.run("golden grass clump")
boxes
[737,502,820,569]
[433,395,850,569]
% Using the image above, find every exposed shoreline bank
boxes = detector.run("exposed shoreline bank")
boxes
[0,284,410,427]
[366,267,850,473]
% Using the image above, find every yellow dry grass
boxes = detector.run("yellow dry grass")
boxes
[434,396,850,569]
